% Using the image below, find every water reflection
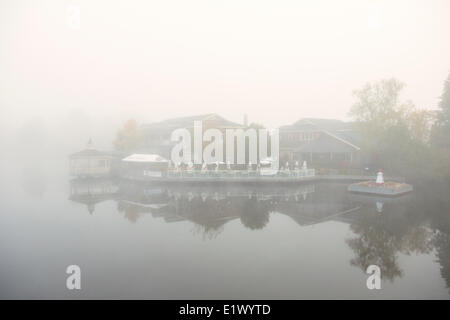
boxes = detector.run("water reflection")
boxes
[68,178,450,291]
[346,193,433,281]
[69,178,118,214]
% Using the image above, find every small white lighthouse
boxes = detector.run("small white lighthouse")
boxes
[376,169,384,184]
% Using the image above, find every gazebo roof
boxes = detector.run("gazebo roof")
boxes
[69,149,110,158]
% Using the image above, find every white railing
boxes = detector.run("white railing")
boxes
[166,168,315,179]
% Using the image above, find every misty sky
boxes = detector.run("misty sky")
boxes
[1,0,450,133]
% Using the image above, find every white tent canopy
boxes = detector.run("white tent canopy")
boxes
[260,157,276,165]
[122,154,168,163]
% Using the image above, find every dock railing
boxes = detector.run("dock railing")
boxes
[166,168,316,179]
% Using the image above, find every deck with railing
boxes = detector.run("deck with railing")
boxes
[120,168,405,184]
[121,168,315,182]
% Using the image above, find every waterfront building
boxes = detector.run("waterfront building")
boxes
[69,141,124,178]
[279,118,362,168]
[141,113,246,161]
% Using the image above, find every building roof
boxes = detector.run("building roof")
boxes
[279,118,361,150]
[69,148,110,158]
[294,132,360,153]
[122,153,168,163]
[279,118,353,132]
[332,130,362,149]
[69,149,127,159]
[142,113,244,131]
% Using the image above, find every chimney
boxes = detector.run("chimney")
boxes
[243,114,248,127]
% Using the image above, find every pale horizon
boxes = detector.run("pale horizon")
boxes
[1,0,450,142]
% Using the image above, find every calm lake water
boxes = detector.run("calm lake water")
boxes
[1,160,450,299]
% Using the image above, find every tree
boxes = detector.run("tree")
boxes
[349,78,413,129]
[349,79,433,178]
[246,123,265,130]
[113,119,143,152]
[406,109,436,144]
[431,72,450,148]
[438,72,450,124]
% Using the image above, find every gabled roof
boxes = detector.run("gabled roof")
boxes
[69,149,110,158]
[142,113,244,131]
[69,149,126,159]
[332,130,362,150]
[279,118,353,132]
[279,118,361,150]
[294,132,360,153]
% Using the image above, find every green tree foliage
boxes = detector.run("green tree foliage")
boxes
[432,72,450,148]
[406,109,435,144]
[350,78,413,128]
[439,72,450,123]
[349,79,437,180]
[113,119,143,152]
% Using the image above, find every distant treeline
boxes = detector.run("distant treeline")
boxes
[349,75,450,185]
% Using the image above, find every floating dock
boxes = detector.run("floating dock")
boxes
[347,181,413,196]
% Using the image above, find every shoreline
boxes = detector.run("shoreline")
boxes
[70,174,405,184]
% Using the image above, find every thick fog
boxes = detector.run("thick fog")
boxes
[1,1,450,152]
[1,1,450,300]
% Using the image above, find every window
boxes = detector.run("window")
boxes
[97,159,108,168]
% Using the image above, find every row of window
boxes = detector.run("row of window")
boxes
[282,132,320,142]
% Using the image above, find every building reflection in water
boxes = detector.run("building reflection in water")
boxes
[68,178,450,290]
[69,178,119,214]
[114,182,317,238]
